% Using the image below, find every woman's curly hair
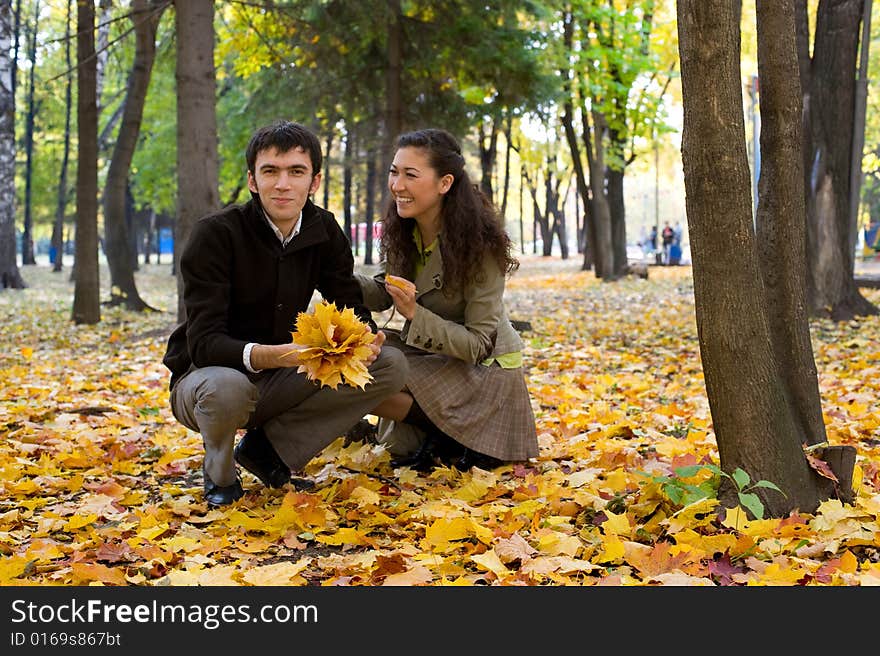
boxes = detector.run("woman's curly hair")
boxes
[379,128,519,293]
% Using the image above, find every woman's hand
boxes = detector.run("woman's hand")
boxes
[385,280,417,320]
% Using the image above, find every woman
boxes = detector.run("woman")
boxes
[360,128,538,471]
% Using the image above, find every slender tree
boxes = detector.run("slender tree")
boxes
[20,0,38,265]
[103,0,166,310]
[51,0,74,273]
[72,0,101,325]
[678,0,854,517]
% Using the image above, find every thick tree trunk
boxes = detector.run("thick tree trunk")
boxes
[384,0,402,201]
[756,0,832,452]
[175,0,220,322]
[0,0,25,289]
[677,0,847,517]
[607,167,628,277]
[802,0,877,320]
[584,111,614,279]
[72,0,100,325]
[103,0,164,311]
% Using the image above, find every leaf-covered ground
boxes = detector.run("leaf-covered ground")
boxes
[1,257,879,586]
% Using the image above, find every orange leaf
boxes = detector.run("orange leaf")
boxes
[805,452,839,483]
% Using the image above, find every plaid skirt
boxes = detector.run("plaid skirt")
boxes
[378,333,539,461]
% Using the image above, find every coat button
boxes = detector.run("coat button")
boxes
[276,304,283,311]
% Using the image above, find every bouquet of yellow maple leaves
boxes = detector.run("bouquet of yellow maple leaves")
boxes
[287,300,376,390]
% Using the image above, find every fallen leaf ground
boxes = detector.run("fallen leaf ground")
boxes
[1,257,879,586]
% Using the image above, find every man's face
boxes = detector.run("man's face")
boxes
[247,146,321,226]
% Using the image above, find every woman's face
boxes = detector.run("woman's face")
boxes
[388,146,452,222]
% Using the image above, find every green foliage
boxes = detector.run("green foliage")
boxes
[640,464,785,520]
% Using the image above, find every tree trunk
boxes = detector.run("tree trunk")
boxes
[384,0,402,193]
[801,0,877,320]
[523,167,551,256]
[364,144,377,266]
[11,0,19,99]
[72,0,100,324]
[0,0,24,289]
[51,0,73,274]
[560,10,595,273]
[95,0,112,109]
[21,0,38,266]
[500,114,513,224]
[584,110,614,279]
[607,166,628,277]
[323,130,333,210]
[343,126,354,250]
[174,0,220,322]
[479,118,498,201]
[677,0,850,517]
[104,0,164,311]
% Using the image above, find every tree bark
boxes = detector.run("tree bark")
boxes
[677,0,849,517]
[20,0,38,266]
[104,0,164,311]
[174,0,220,322]
[801,0,877,320]
[584,109,614,279]
[364,144,377,266]
[72,0,100,325]
[0,0,24,289]
[755,0,830,451]
[51,0,73,274]
[383,0,402,211]
[607,165,628,277]
[560,9,596,274]
[343,126,354,250]
[479,118,498,201]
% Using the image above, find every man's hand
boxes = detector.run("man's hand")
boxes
[365,329,386,365]
[250,343,303,370]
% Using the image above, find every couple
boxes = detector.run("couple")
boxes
[162,120,538,506]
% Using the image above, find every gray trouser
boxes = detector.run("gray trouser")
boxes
[170,347,407,486]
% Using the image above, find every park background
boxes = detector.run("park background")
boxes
[1,1,880,587]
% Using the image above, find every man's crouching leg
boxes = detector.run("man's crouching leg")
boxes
[263,346,408,472]
[170,366,257,496]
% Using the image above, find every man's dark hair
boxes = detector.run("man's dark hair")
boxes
[245,120,323,175]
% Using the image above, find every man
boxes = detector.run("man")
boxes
[163,120,406,506]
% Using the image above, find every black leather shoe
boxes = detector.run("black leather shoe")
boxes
[234,428,291,488]
[391,434,436,472]
[343,419,379,446]
[204,470,244,507]
[454,448,504,471]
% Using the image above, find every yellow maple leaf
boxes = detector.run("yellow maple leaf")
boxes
[289,300,376,389]
[382,565,434,586]
[470,549,511,578]
[241,559,311,586]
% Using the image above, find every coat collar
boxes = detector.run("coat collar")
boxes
[248,197,329,252]
[414,247,443,297]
